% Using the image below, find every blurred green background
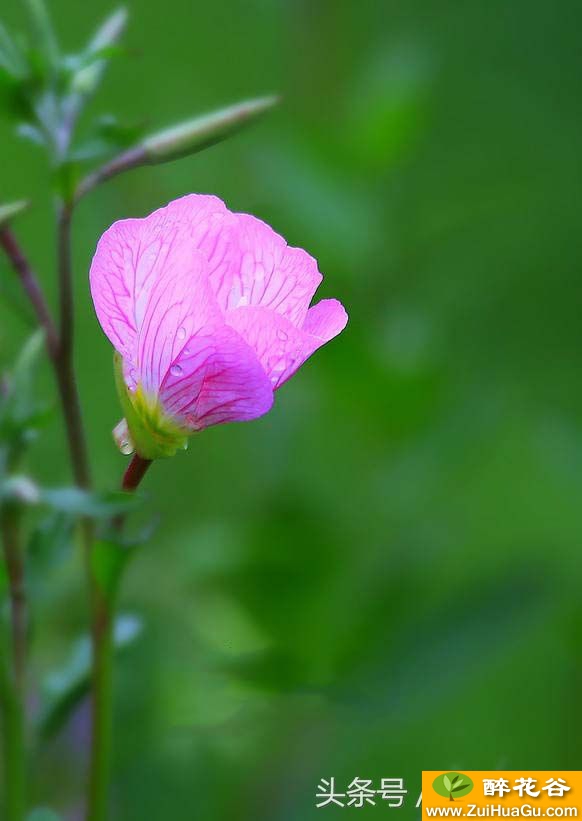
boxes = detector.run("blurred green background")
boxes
[2,0,582,818]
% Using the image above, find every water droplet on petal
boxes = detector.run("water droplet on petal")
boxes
[113,418,135,456]
[177,327,186,341]
[237,295,249,307]
[277,329,288,341]
[170,364,183,377]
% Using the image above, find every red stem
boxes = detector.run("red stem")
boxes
[121,454,152,492]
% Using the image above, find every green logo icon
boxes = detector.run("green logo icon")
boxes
[432,772,474,801]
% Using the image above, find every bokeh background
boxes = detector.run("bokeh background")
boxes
[2,0,582,817]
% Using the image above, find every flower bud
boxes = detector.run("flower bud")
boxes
[142,96,279,163]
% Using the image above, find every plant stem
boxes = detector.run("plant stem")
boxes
[0,189,152,821]
[1,508,26,692]
[0,504,27,821]
[55,202,92,491]
[53,200,109,821]
[121,454,152,493]
[87,585,113,821]
[87,454,152,821]
[75,147,148,203]
[0,221,91,491]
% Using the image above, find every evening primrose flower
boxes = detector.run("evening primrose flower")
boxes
[89,194,348,459]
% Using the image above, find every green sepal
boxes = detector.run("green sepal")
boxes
[113,352,189,460]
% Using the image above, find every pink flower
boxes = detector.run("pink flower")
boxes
[89,194,348,458]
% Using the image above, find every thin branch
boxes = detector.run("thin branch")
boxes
[55,203,92,491]
[88,454,151,821]
[75,94,279,203]
[0,503,27,821]
[1,505,27,696]
[75,146,147,203]
[0,211,92,495]
[0,226,59,361]
[87,585,112,821]
[121,453,152,493]
[56,203,73,365]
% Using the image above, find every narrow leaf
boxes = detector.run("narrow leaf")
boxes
[38,613,142,739]
[0,22,27,77]
[71,7,128,96]
[16,122,47,148]
[27,810,63,821]
[0,474,40,506]
[28,511,74,583]
[443,776,452,792]
[42,487,141,519]
[0,200,29,227]
[24,0,59,71]
[0,330,48,443]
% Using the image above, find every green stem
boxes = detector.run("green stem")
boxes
[0,505,27,821]
[87,589,113,821]
[87,454,152,821]
[55,202,92,491]
[54,201,107,821]
[0,666,26,821]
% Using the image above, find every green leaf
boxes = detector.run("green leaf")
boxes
[16,122,47,148]
[453,783,466,792]
[0,22,27,78]
[24,0,59,73]
[443,775,452,792]
[0,331,50,457]
[91,539,133,602]
[70,114,144,163]
[71,6,127,96]
[0,72,35,124]
[0,199,29,227]
[0,474,40,506]
[38,613,142,740]
[12,328,44,384]
[27,809,63,821]
[63,45,124,80]
[42,487,141,519]
[28,511,74,584]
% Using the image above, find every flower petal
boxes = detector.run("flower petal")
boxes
[220,213,323,325]
[226,302,347,389]
[89,194,234,363]
[159,324,274,429]
[302,298,348,341]
[136,246,219,394]
[148,194,239,309]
